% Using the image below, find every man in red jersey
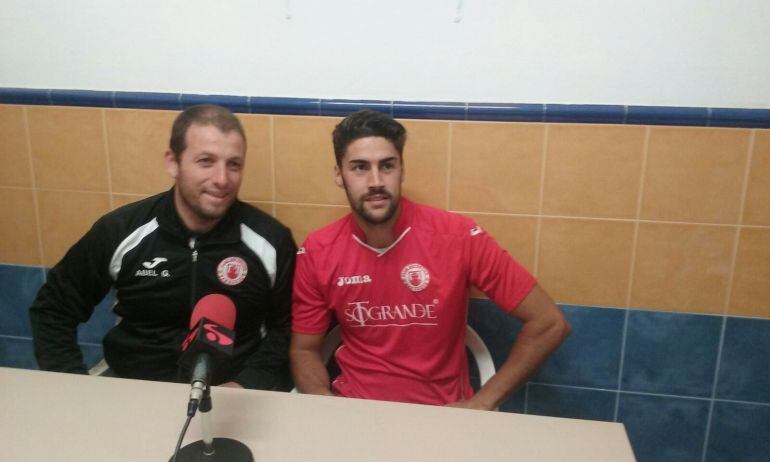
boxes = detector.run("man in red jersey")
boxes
[290,110,570,409]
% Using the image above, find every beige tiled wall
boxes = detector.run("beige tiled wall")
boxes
[1,104,768,318]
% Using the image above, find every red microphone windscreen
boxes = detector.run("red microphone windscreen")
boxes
[190,294,236,330]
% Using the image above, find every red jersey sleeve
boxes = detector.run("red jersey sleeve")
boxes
[291,243,332,334]
[466,221,537,312]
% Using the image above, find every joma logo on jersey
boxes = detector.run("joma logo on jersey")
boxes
[337,274,372,287]
[135,256,171,277]
[142,257,168,269]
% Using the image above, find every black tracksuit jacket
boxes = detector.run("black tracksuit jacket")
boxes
[29,189,296,390]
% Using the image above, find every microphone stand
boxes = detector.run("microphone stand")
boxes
[173,386,254,462]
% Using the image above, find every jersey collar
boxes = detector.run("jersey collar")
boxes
[349,197,414,256]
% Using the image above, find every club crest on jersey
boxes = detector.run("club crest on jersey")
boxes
[400,263,430,292]
[217,256,247,286]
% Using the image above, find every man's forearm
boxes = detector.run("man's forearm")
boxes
[457,285,571,411]
[234,328,293,390]
[30,306,88,374]
[289,349,335,396]
[468,316,569,410]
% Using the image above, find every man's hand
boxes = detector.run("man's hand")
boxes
[290,331,336,396]
[445,398,495,411]
[219,381,244,389]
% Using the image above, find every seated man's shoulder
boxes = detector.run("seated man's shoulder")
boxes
[238,202,295,243]
[300,213,352,253]
[97,192,166,229]
[411,201,476,237]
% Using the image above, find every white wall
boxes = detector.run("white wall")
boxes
[1,0,768,108]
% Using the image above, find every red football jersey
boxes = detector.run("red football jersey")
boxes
[292,198,536,405]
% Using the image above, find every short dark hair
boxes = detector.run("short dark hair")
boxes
[332,110,407,165]
[169,104,246,158]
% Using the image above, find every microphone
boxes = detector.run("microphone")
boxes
[171,294,253,462]
[178,294,236,416]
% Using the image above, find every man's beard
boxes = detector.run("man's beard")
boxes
[177,182,232,223]
[348,188,399,225]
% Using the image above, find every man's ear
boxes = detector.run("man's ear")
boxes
[334,164,344,189]
[164,150,179,180]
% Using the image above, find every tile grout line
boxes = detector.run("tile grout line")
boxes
[613,308,631,422]
[625,126,651,308]
[0,262,48,270]
[707,396,770,407]
[6,191,768,230]
[700,315,728,462]
[526,380,770,406]
[100,109,115,210]
[21,106,46,269]
[533,124,549,276]
[613,127,649,421]
[700,129,755,462]
[444,122,453,210]
[425,208,770,229]
[271,201,350,209]
[20,186,143,196]
[528,381,620,393]
[0,334,35,341]
[723,129,755,313]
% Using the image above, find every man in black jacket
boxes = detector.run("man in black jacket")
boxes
[29,104,296,390]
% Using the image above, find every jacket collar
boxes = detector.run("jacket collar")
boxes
[156,187,242,244]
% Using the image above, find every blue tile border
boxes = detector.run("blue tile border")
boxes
[392,101,467,120]
[467,103,545,122]
[114,91,181,110]
[545,104,626,124]
[50,89,114,108]
[709,108,770,128]
[1,87,768,127]
[0,87,52,105]
[320,99,392,117]
[180,93,250,113]
[249,96,320,116]
[625,105,711,126]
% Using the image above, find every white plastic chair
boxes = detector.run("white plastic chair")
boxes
[88,358,110,376]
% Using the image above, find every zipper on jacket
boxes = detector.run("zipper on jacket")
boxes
[189,237,198,309]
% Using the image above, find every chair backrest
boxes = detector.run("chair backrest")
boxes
[88,358,110,376]
[320,324,496,387]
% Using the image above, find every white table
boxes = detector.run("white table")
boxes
[0,367,636,461]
